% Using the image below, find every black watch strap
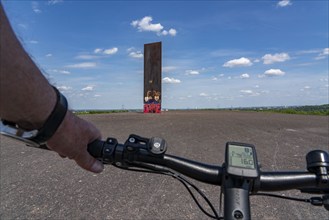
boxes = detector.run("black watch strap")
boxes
[30,86,68,144]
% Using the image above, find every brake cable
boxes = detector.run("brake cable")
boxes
[251,193,325,206]
[114,162,222,219]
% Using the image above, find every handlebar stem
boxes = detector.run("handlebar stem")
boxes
[224,178,251,220]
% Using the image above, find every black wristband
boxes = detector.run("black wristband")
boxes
[30,86,68,144]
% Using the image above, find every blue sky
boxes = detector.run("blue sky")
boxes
[3,0,328,109]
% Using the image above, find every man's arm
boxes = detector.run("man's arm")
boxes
[0,3,56,129]
[0,4,103,173]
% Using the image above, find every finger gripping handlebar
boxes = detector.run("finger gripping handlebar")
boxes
[87,139,104,158]
[88,138,117,164]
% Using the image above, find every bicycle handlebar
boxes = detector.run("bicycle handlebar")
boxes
[87,136,328,193]
[88,138,223,184]
[87,135,329,219]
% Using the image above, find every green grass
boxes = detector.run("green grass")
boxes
[202,104,329,116]
[72,105,329,116]
[74,110,129,115]
[265,108,329,116]
[245,104,329,116]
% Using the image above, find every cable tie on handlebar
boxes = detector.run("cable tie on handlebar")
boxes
[310,197,323,206]
[101,138,117,164]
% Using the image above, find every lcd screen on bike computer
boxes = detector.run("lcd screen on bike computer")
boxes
[225,142,259,178]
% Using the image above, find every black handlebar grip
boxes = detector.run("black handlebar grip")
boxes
[87,139,105,158]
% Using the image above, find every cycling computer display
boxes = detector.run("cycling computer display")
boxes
[225,142,259,178]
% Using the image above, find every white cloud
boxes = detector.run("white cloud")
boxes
[223,57,253,68]
[262,53,290,64]
[168,28,177,36]
[186,70,200,75]
[94,48,103,54]
[315,56,326,60]
[322,48,329,55]
[66,62,96,68]
[277,0,292,7]
[127,47,135,52]
[49,69,71,74]
[240,90,260,96]
[240,73,250,79]
[29,40,38,44]
[129,51,143,59]
[199,93,208,97]
[296,49,324,55]
[240,90,253,94]
[48,0,63,5]
[75,54,99,60]
[162,66,177,73]
[131,16,177,36]
[169,28,177,36]
[18,23,28,29]
[161,29,177,36]
[104,47,118,55]
[32,1,41,13]
[57,86,72,91]
[264,69,285,76]
[46,53,52,57]
[93,47,118,55]
[127,47,143,58]
[161,30,168,35]
[82,86,94,91]
[300,85,312,91]
[315,48,329,60]
[59,70,70,74]
[163,77,181,84]
[131,16,163,32]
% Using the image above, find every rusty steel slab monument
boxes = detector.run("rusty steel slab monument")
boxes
[143,42,162,113]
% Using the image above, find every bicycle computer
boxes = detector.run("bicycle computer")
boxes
[225,142,259,178]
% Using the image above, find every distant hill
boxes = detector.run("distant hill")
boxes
[231,104,329,116]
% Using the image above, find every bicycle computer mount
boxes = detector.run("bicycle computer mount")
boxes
[225,142,259,179]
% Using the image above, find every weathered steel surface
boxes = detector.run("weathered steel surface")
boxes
[144,42,162,113]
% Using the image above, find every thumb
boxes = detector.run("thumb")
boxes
[75,151,104,173]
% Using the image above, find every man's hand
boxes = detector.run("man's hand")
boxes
[1,3,104,173]
[47,111,104,173]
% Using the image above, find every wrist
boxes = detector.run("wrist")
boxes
[0,84,58,131]
[0,87,68,146]
[47,111,101,159]
[17,88,57,130]
[28,87,68,145]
